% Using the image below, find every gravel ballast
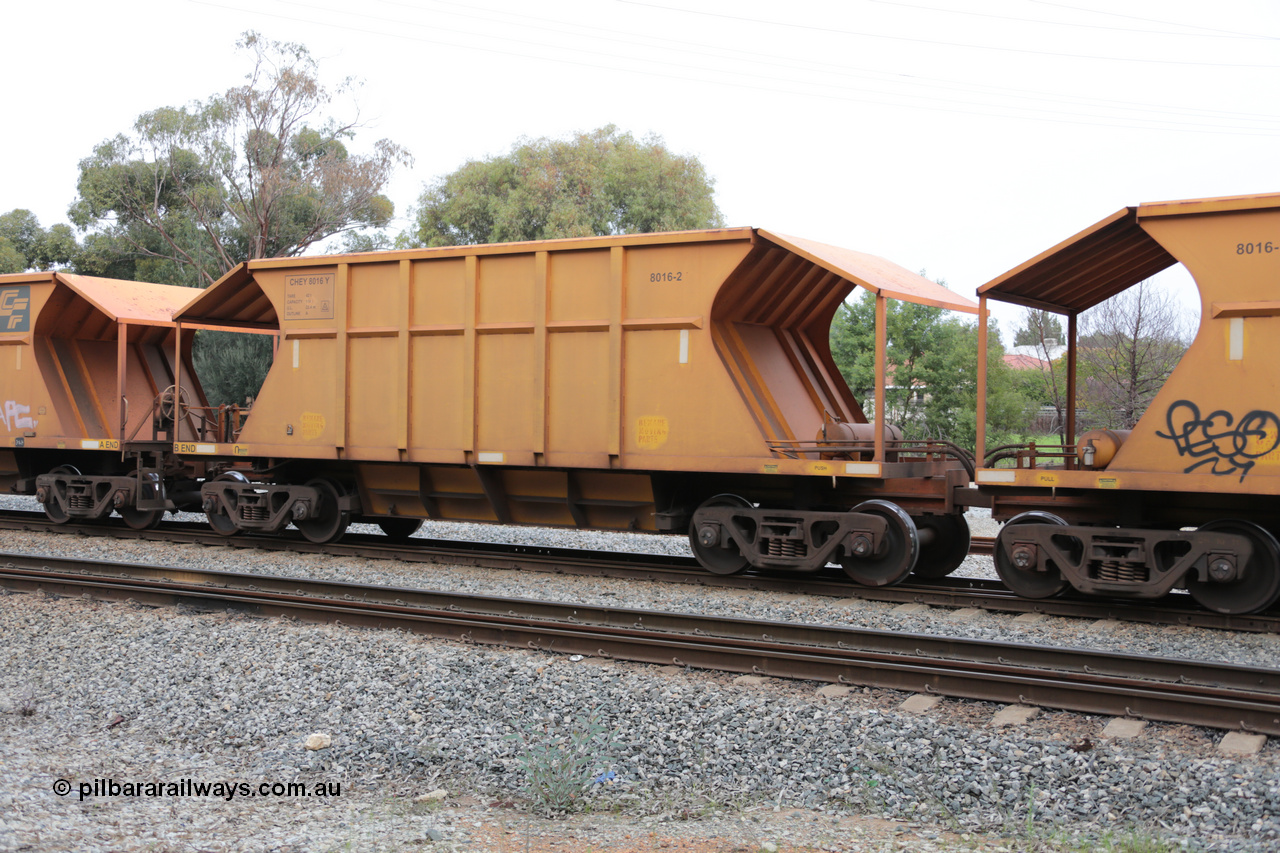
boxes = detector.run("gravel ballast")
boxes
[1,510,1278,851]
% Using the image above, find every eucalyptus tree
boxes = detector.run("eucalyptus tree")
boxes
[69,32,412,403]
[0,209,77,273]
[70,31,411,287]
[407,125,722,247]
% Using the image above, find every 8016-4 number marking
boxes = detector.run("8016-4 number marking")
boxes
[649,271,683,282]
[1237,242,1275,255]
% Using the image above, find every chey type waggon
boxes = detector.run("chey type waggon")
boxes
[0,191,1277,614]
[972,192,1280,616]
[0,229,980,589]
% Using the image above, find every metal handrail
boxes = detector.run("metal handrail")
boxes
[767,438,976,479]
[983,442,1076,469]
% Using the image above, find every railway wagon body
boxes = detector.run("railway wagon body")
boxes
[0,271,209,528]
[175,227,978,583]
[975,191,1280,614]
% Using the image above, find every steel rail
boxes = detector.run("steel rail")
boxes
[2,555,1279,734]
[0,510,1275,632]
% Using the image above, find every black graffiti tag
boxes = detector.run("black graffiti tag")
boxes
[1155,400,1280,482]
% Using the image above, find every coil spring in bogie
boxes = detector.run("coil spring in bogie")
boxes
[766,539,807,558]
[1094,561,1148,583]
[239,504,270,522]
[69,495,93,510]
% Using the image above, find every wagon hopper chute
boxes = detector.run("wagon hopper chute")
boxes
[0,271,212,528]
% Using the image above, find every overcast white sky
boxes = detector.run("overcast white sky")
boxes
[6,0,1277,341]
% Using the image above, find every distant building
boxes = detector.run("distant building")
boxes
[1004,340,1066,370]
[1003,353,1050,371]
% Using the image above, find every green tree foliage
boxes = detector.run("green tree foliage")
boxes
[70,31,410,288]
[68,32,411,404]
[407,125,723,247]
[0,210,78,273]
[829,288,1032,452]
[0,238,23,274]
[1013,309,1064,347]
[192,331,274,408]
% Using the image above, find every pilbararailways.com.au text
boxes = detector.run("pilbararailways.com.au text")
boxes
[53,778,341,802]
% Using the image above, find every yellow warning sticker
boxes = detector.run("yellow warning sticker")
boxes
[637,416,669,450]
[301,412,326,440]
[1249,424,1280,465]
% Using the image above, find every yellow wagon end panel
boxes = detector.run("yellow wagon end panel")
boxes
[1108,203,1280,481]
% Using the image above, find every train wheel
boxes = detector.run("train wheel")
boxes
[207,508,238,536]
[689,494,751,575]
[911,514,971,579]
[1187,520,1280,615]
[119,506,164,530]
[43,497,70,524]
[205,472,246,536]
[295,479,351,544]
[841,500,919,587]
[40,465,80,524]
[994,511,1069,599]
[378,518,423,541]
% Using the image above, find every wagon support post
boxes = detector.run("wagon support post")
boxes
[874,292,886,463]
[117,322,127,439]
[976,296,988,464]
[173,321,182,442]
[1066,311,1078,457]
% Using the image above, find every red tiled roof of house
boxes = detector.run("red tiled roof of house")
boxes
[1003,353,1050,370]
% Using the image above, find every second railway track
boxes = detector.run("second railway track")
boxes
[2,553,1279,735]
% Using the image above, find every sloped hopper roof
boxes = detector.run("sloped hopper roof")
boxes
[761,230,978,314]
[175,264,278,329]
[0,272,194,341]
[977,192,1280,315]
[55,273,194,324]
[977,208,1175,314]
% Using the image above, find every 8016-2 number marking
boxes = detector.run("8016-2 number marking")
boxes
[1237,241,1275,255]
[649,271,683,282]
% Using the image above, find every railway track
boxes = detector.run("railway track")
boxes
[2,553,1278,735]
[0,509,1276,632]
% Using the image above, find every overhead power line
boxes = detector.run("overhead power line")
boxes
[188,0,1280,136]
[867,0,1278,40]
[618,0,1280,68]
[1022,0,1278,40]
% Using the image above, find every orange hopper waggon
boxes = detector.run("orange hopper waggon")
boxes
[0,228,978,589]
[974,192,1280,615]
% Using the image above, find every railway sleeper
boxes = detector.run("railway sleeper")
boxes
[692,504,890,572]
[998,522,1255,598]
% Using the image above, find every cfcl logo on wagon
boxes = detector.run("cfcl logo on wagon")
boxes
[0,287,30,332]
